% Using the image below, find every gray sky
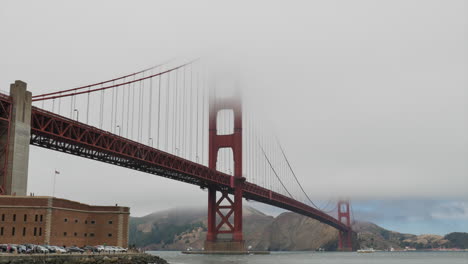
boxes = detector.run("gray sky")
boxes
[1,0,467,224]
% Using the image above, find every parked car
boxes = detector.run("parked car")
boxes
[95,245,105,252]
[105,246,120,253]
[51,246,67,253]
[10,244,27,253]
[43,245,56,253]
[66,246,84,253]
[35,245,49,253]
[23,244,35,250]
[16,245,27,253]
[115,247,127,252]
[0,244,18,253]
[0,244,13,253]
[23,244,36,253]
[83,246,99,252]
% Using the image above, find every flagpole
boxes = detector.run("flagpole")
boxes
[53,169,57,197]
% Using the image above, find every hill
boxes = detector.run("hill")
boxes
[129,206,466,250]
[129,206,338,251]
[444,232,468,249]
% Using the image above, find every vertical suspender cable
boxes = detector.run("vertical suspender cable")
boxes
[58,93,61,116]
[165,72,170,151]
[225,99,229,173]
[148,75,153,145]
[111,81,115,133]
[173,70,178,153]
[141,75,145,142]
[201,72,205,165]
[187,65,193,160]
[115,82,119,132]
[182,67,186,157]
[126,81,131,137]
[189,65,193,160]
[138,75,143,142]
[70,91,74,119]
[100,86,104,129]
[73,89,77,119]
[121,79,126,136]
[195,64,199,162]
[86,87,90,124]
[157,71,162,148]
[131,79,135,140]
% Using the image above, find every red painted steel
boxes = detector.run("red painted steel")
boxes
[29,106,350,232]
[337,200,353,250]
[31,61,172,99]
[207,94,244,242]
[0,94,12,195]
[32,60,198,102]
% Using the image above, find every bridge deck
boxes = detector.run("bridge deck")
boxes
[30,106,349,232]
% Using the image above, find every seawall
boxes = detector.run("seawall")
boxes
[0,253,167,264]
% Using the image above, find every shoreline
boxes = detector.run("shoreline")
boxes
[0,252,168,264]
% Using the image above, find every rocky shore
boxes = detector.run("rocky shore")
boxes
[0,253,167,264]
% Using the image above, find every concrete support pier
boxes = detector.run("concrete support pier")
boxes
[204,240,246,252]
[5,81,31,196]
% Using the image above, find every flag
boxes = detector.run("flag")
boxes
[55,170,60,175]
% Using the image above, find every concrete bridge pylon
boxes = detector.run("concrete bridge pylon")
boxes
[0,81,31,196]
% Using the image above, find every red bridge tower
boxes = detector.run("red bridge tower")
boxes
[205,91,245,252]
[337,200,353,251]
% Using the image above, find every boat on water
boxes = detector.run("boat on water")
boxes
[357,248,376,253]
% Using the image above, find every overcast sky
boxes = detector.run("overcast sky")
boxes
[1,0,467,234]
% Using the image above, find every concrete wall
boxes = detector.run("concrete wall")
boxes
[5,80,31,196]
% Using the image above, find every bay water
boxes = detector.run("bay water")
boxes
[148,251,468,264]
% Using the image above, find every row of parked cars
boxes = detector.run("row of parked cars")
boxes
[0,244,128,254]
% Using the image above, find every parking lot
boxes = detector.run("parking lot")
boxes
[0,244,129,254]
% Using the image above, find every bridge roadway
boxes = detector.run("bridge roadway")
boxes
[29,106,350,232]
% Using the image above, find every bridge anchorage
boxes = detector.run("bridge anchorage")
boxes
[1,60,354,253]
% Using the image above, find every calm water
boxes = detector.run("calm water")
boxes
[148,251,468,264]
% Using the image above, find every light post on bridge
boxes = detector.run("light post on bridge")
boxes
[116,125,121,136]
[73,109,79,121]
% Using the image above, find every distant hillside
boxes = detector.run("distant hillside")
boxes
[255,211,338,251]
[353,221,446,249]
[353,222,468,249]
[129,206,338,251]
[129,207,467,251]
[129,207,207,250]
[444,232,468,249]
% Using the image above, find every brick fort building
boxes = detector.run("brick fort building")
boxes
[0,196,129,247]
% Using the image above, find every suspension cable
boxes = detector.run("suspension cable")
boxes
[257,140,293,199]
[33,60,198,102]
[275,139,322,209]
[32,59,176,99]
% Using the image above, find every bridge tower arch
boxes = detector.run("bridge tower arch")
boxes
[205,90,245,252]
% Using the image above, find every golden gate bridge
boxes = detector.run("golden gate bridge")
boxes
[0,59,353,251]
